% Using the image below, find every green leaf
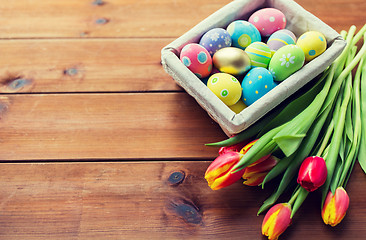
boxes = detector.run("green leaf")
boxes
[273,134,306,157]
[358,55,366,174]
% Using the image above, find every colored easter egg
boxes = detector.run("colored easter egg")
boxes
[242,67,278,106]
[267,29,297,55]
[180,43,212,78]
[213,47,251,75]
[207,73,242,106]
[245,42,272,68]
[296,31,327,61]
[268,44,305,81]
[199,28,232,55]
[226,20,261,50]
[249,8,286,37]
[229,100,247,114]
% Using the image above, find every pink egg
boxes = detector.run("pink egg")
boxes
[180,43,212,78]
[249,8,286,37]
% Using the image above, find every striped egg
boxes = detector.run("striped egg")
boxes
[267,29,297,56]
[245,42,272,68]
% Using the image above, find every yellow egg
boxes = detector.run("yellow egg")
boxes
[207,73,242,106]
[229,99,247,113]
[296,31,327,61]
[212,47,251,75]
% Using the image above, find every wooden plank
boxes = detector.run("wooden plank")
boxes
[0,161,365,239]
[0,0,364,39]
[0,39,181,93]
[0,93,227,161]
[0,0,231,38]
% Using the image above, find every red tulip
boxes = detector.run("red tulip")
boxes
[218,139,250,155]
[204,152,245,190]
[322,187,350,227]
[262,203,292,240]
[297,156,327,192]
[242,155,279,186]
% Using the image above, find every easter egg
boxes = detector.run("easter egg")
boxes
[296,31,327,61]
[242,67,278,106]
[226,20,261,50]
[267,29,297,55]
[180,43,212,78]
[268,44,305,81]
[245,42,272,68]
[248,8,286,37]
[199,28,232,55]
[207,73,242,106]
[213,47,251,75]
[229,100,247,114]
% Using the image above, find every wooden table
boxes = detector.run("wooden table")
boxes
[0,0,365,239]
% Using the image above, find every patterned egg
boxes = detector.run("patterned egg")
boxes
[213,47,251,75]
[242,67,278,106]
[207,73,242,106]
[268,44,305,81]
[229,100,247,114]
[296,31,327,61]
[199,28,232,55]
[180,43,212,78]
[267,29,297,55]
[249,8,286,37]
[245,42,272,68]
[226,20,261,50]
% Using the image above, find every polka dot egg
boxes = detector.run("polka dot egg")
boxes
[245,42,272,68]
[199,28,232,55]
[180,43,212,78]
[296,31,327,61]
[242,67,278,106]
[267,29,297,55]
[226,20,261,50]
[249,8,286,37]
[207,73,242,106]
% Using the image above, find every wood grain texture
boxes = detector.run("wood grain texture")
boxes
[0,93,226,161]
[0,0,364,39]
[0,0,230,38]
[0,39,180,93]
[0,161,365,240]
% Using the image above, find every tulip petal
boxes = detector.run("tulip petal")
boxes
[262,203,291,240]
[322,187,350,226]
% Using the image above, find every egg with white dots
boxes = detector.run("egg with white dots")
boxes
[248,8,287,37]
[296,31,327,61]
[241,67,278,106]
[207,73,242,106]
[199,28,232,55]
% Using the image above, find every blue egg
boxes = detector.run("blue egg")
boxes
[199,28,232,55]
[226,20,261,50]
[241,67,278,106]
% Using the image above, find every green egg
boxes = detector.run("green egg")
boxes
[268,44,305,81]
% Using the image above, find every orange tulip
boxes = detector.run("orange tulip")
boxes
[322,186,350,227]
[205,152,245,190]
[262,203,292,240]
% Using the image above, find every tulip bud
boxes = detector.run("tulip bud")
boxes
[262,203,292,240]
[204,152,245,190]
[322,186,350,227]
[297,156,327,192]
[218,139,250,155]
[239,139,278,186]
[242,155,279,186]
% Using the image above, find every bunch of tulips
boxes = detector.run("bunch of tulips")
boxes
[205,24,366,240]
